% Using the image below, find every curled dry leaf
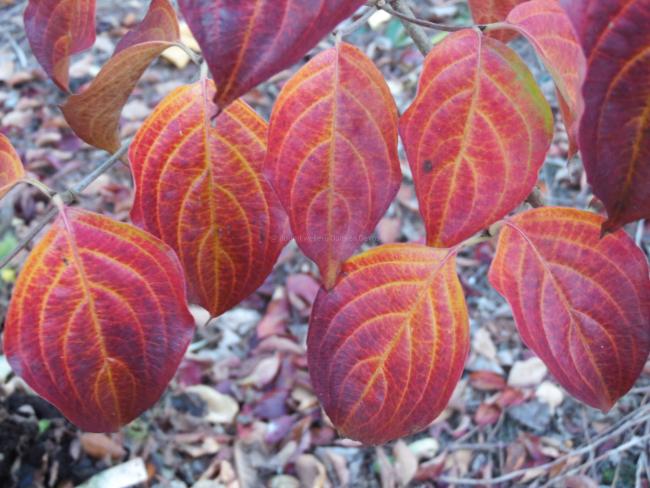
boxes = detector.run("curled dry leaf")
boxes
[80,433,126,459]
[535,381,564,412]
[408,438,440,460]
[286,273,321,313]
[257,289,290,338]
[563,475,599,488]
[400,30,553,247]
[308,244,469,445]
[494,0,587,154]
[80,458,148,488]
[469,371,507,391]
[161,22,202,69]
[393,440,418,486]
[177,0,367,109]
[239,354,281,388]
[24,0,96,91]
[565,0,650,232]
[489,207,650,411]
[472,327,497,361]
[474,403,501,426]
[130,80,289,317]
[467,0,526,42]
[61,0,180,152]
[220,458,243,488]
[0,134,25,198]
[295,454,328,488]
[3,207,195,432]
[185,384,239,424]
[375,446,397,488]
[508,357,548,388]
[265,43,401,288]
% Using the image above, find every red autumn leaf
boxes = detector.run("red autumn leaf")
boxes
[497,387,526,408]
[558,0,582,27]
[177,0,367,110]
[61,0,180,153]
[559,0,613,52]
[400,30,553,248]
[308,244,469,445]
[474,403,502,426]
[0,134,25,198]
[467,0,526,42]
[564,0,650,232]
[469,371,507,391]
[265,43,401,288]
[3,207,195,432]
[491,0,586,155]
[489,207,650,411]
[24,0,96,91]
[130,79,290,317]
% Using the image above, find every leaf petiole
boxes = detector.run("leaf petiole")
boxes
[21,177,55,200]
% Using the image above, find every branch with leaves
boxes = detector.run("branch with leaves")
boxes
[0,3,648,481]
[0,141,131,270]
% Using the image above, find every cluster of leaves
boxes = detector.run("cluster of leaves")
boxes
[0,0,648,446]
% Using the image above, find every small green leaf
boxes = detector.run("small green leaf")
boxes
[38,419,52,434]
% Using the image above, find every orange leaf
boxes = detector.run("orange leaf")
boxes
[467,0,526,42]
[564,0,650,232]
[494,0,587,155]
[177,0,367,109]
[61,0,180,153]
[0,134,25,198]
[489,207,650,411]
[308,244,469,445]
[265,43,401,289]
[400,30,553,248]
[24,0,96,91]
[130,80,290,317]
[3,207,195,432]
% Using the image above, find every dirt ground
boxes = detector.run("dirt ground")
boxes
[0,0,649,487]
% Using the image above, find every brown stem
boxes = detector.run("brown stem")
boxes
[383,2,485,36]
[387,0,432,55]
[0,140,131,270]
[437,406,650,485]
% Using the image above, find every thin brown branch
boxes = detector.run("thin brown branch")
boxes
[437,406,650,486]
[338,7,377,37]
[382,2,485,35]
[0,140,131,270]
[539,435,649,488]
[386,0,432,55]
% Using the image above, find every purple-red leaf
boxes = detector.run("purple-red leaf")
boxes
[467,0,526,42]
[563,0,650,232]
[177,0,367,109]
[4,207,195,432]
[0,134,25,198]
[61,0,180,153]
[265,42,401,288]
[24,0,96,91]
[308,244,469,445]
[493,0,586,155]
[400,30,553,248]
[489,207,650,411]
[130,80,290,317]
